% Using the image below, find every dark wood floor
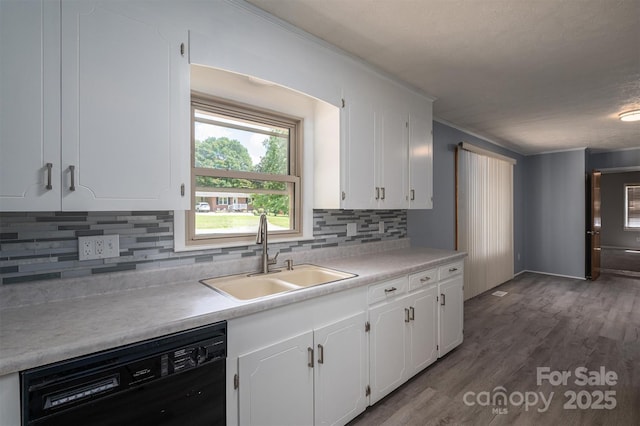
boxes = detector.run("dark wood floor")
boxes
[349,272,640,426]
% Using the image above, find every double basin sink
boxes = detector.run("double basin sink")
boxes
[201,264,356,301]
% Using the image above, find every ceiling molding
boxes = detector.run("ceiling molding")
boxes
[533,147,588,156]
[433,116,524,156]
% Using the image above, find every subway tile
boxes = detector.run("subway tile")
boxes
[3,272,61,284]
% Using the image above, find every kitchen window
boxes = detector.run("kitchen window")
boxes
[187,94,302,245]
[625,184,640,230]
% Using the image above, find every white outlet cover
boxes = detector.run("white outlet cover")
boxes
[378,221,384,234]
[346,223,357,237]
[79,235,120,261]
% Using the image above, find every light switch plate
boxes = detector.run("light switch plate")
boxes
[378,221,385,234]
[78,235,120,261]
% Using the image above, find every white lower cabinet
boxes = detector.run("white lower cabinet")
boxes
[368,282,439,404]
[230,261,464,426]
[408,285,439,374]
[237,313,368,426]
[438,274,464,357]
[368,296,410,404]
[314,312,369,426]
[239,331,314,426]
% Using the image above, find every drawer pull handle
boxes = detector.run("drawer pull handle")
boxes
[384,287,397,294]
[308,347,314,368]
[317,344,324,364]
[380,187,386,200]
[375,187,380,200]
[410,189,415,201]
[449,267,458,272]
[420,276,431,283]
[409,306,415,321]
[45,163,53,190]
[441,293,446,306]
[404,308,410,323]
[69,165,76,191]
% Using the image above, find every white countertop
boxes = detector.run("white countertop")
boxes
[0,247,465,376]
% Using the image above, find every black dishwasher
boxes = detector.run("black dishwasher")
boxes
[21,321,226,426]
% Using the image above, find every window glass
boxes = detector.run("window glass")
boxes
[189,96,301,244]
[625,184,640,229]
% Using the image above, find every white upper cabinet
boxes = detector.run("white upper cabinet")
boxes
[341,93,378,209]
[379,103,409,209]
[0,0,61,211]
[408,107,434,209]
[0,0,190,212]
[316,81,431,211]
[61,0,190,211]
[339,88,410,210]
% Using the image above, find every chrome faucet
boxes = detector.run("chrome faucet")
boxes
[256,213,278,274]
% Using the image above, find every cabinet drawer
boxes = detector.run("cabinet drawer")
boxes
[368,276,408,305]
[439,261,464,280]
[408,268,438,291]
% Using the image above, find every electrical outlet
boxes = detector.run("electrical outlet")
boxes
[346,223,357,237]
[79,235,120,261]
[95,239,104,256]
[378,221,384,234]
[82,239,93,258]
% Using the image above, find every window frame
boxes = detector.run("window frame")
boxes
[624,183,640,231]
[186,92,303,246]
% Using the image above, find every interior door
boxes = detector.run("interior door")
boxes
[587,171,602,280]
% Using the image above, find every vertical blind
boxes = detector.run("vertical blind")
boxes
[457,147,514,300]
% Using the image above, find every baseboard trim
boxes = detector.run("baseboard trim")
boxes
[521,270,586,281]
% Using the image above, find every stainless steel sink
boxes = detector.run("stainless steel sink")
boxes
[200,264,356,301]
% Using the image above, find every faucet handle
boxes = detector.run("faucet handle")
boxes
[268,251,279,265]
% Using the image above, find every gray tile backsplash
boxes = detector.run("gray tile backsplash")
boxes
[0,210,406,285]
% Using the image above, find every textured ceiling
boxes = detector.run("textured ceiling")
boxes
[246,0,640,155]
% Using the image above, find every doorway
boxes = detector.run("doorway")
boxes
[587,170,640,278]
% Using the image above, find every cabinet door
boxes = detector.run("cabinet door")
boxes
[408,110,433,209]
[407,286,438,375]
[369,296,409,404]
[238,331,314,426]
[314,312,368,426]
[0,0,61,211]
[342,96,377,209]
[439,275,464,357]
[61,0,189,211]
[379,107,408,209]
